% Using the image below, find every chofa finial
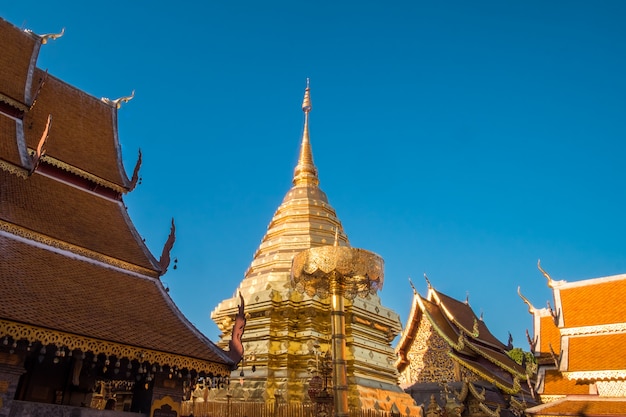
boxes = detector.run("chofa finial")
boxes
[423,273,432,288]
[537,259,565,288]
[101,90,135,109]
[26,27,65,44]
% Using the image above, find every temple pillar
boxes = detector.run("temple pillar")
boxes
[0,352,26,417]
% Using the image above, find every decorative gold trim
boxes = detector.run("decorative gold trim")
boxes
[468,381,486,400]
[431,290,480,338]
[0,160,28,178]
[0,319,231,376]
[37,154,128,193]
[564,370,626,381]
[561,322,626,336]
[465,341,528,380]
[537,394,565,403]
[478,402,500,417]
[0,220,159,278]
[450,352,520,395]
[0,93,28,112]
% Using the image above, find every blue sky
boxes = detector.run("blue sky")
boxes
[4,1,625,348]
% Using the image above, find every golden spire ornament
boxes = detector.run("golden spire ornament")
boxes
[293,79,319,187]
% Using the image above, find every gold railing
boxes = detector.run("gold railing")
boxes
[181,401,409,417]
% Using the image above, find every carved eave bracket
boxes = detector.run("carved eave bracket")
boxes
[526,329,537,353]
[128,148,142,191]
[227,292,246,368]
[29,114,52,176]
[548,343,561,368]
[0,319,230,376]
[158,218,176,275]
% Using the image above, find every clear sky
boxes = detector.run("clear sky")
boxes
[4,1,625,349]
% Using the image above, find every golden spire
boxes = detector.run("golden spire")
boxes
[293,79,319,187]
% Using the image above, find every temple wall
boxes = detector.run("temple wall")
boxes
[398,318,456,388]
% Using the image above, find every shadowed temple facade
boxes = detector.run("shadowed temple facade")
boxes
[395,278,537,417]
[210,83,420,414]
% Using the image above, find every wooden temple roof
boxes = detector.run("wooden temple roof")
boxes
[0,16,234,376]
[0,235,232,372]
[0,170,158,272]
[0,18,39,111]
[24,69,133,190]
[396,283,528,393]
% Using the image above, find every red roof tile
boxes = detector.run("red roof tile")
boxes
[0,170,158,271]
[0,235,231,366]
[24,70,130,188]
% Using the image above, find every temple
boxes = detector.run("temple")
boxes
[395,277,536,416]
[521,263,626,416]
[210,82,420,414]
[0,17,235,416]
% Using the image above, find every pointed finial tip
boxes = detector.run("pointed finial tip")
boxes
[302,79,312,113]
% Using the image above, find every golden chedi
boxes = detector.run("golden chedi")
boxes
[211,82,420,414]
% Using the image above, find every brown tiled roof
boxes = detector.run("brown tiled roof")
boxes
[538,315,561,355]
[559,278,626,328]
[24,69,130,188]
[542,369,589,395]
[0,170,158,272]
[465,339,527,377]
[449,352,519,392]
[420,296,474,356]
[0,235,232,367]
[567,333,626,373]
[0,18,39,108]
[527,396,626,416]
[434,290,506,350]
[0,113,24,168]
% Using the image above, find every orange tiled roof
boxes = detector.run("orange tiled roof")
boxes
[527,396,626,416]
[0,18,39,108]
[559,278,626,328]
[538,315,561,355]
[542,369,589,395]
[567,333,626,373]
[24,69,130,188]
[0,170,159,272]
[0,235,231,366]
